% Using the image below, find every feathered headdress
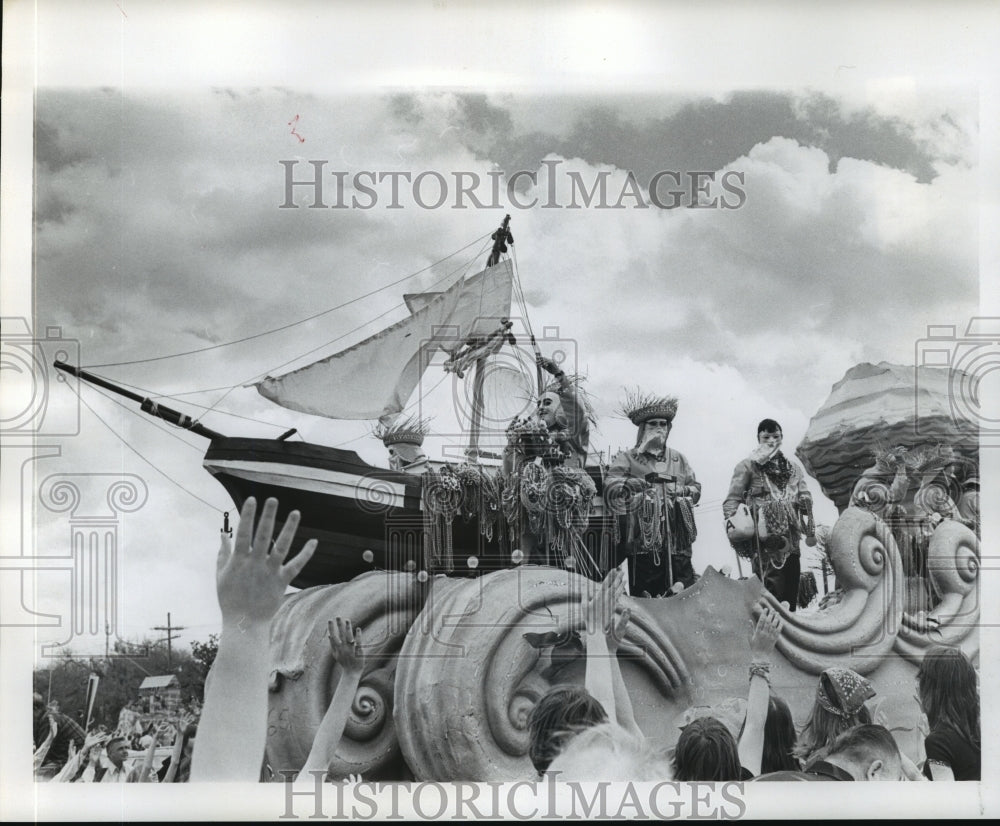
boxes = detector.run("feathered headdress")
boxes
[373,415,431,447]
[619,388,678,426]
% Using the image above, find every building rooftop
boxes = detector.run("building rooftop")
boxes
[138,675,180,690]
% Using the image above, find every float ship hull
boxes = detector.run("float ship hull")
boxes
[203,436,609,589]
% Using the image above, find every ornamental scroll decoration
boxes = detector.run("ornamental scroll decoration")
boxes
[392,567,687,781]
[265,570,428,780]
[894,518,980,664]
[851,447,979,615]
[756,507,979,675]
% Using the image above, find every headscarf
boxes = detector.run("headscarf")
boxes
[816,667,876,718]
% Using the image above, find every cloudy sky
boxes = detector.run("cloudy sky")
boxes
[22,74,981,650]
[3,2,999,816]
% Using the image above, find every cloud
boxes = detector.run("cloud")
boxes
[28,87,978,649]
[438,89,961,192]
[494,134,975,415]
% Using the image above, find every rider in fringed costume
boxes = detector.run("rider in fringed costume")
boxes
[723,418,813,611]
[604,390,701,597]
[502,356,597,573]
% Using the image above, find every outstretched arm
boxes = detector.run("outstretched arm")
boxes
[135,731,159,782]
[300,618,366,779]
[74,734,108,783]
[738,601,782,777]
[583,569,626,722]
[54,732,105,782]
[191,497,317,782]
[161,726,185,783]
[33,714,58,772]
[536,355,566,386]
[606,605,641,738]
[50,742,78,782]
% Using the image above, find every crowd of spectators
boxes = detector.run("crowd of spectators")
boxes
[532,579,980,783]
[33,496,981,786]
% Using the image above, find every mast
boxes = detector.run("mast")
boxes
[467,357,488,461]
[467,216,515,462]
[486,214,512,267]
[489,213,542,396]
[52,361,227,440]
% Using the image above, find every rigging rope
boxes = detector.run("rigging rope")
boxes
[81,231,493,369]
[510,242,537,345]
[70,383,228,514]
[82,372,292,431]
[191,239,493,422]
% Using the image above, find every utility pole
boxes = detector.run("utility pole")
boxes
[105,622,110,660]
[151,612,186,670]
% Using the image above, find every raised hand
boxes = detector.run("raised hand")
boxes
[217,497,317,626]
[327,618,365,676]
[583,568,626,637]
[300,621,367,779]
[172,713,191,736]
[194,496,317,783]
[607,607,631,654]
[749,600,782,659]
[750,443,778,465]
[536,355,561,376]
[84,733,106,766]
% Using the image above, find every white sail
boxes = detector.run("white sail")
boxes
[256,261,514,421]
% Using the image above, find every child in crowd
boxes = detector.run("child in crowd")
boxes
[759,696,799,774]
[528,567,634,776]
[547,722,673,781]
[795,667,875,766]
[674,601,782,780]
[674,716,749,781]
[528,685,608,776]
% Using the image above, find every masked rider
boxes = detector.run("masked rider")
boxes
[605,392,701,597]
